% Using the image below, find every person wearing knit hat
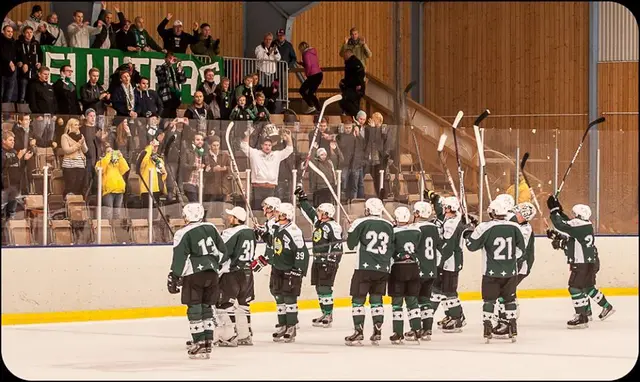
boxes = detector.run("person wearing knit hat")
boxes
[23,5,44,43]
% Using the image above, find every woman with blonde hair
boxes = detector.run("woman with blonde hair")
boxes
[364,112,391,197]
[297,41,323,114]
[60,118,89,197]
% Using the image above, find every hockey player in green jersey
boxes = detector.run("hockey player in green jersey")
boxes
[295,186,343,328]
[216,207,257,347]
[388,206,423,344]
[493,202,536,338]
[256,202,310,342]
[547,197,615,328]
[251,197,281,273]
[466,198,526,343]
[168,203,228,358]
[344,198,395,346]
[412,200,443,341]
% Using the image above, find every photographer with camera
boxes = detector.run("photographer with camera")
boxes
[136,139,167,208]
[96,141,129,220]
[180,133,206,203]
[155,51,186,119]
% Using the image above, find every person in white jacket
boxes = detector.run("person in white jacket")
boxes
[44,13,67,47]
[67,10,102,48]
[254,32,281,87]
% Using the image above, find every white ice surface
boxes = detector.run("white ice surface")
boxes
[2,296,637,380]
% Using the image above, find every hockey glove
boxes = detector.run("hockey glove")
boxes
[167,271,181,294]
[285,268,303,286]
[324,254,339,272]
[461,224,474,239]
[462,214,479,226]
[551,236,568,250]
[546,195,562,214]
[546,228,556,239]
[254,225,269,242]
[424,190,439,204]
[251,255,269,273]
[294,186,307,201]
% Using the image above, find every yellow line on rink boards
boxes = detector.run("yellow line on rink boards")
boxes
[2,287,636,326]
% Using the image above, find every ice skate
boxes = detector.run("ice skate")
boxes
[237,333,253,346]
[587,310,593,321]
[567,313,589,329]
[283,325,297,343]
[217,335,238,347]
[508,319,518,343]
[483,320,493,343]
[442,316,465,333]
[436,315,451,329]
[312,313,326,327]
[491,320,510,339]
[345,328,364,346]
[418,329,432,341]
[389,332,404,345]
[321,314,333,328]
[598,305,615,321]
[187,340,210,359]
[273,324,287,342]
[186,339,213,353]
[403,330,421,344]
[370,323,382,345]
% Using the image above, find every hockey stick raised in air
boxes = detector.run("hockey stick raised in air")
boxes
[472,109,492,203]
[437,133,460,200]
[135,150,174,236]
[225,122,259,225]
[307,160,351,224]
[450,111,469,221]
[300,94,343,182]
[520,152,550,229]
[401,81,430,199]
[555,116,605,198]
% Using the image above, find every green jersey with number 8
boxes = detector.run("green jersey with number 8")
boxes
[414,221,443,279]
[550,211,598,264]
[221,224,256,272]
[347,216,395,273]
[171,222,228,277]
[465,220,526,278]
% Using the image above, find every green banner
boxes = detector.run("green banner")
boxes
[41,46,224,104]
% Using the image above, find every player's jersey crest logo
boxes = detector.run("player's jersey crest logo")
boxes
[312,228,322,243]
[274,238,283,255]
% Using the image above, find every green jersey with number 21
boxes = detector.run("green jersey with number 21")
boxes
[550,211,598,264]
[347,216,395,273]
[221,224,256,272]
[171,222,229,277]
[466,220,526,278]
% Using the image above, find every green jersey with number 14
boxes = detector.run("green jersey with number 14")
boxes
[414,221,443,279]
[466,220,526,278]
[347,216,395,273]
[221,224,256,272]
[171,222,228,277]
[550,211,597,264]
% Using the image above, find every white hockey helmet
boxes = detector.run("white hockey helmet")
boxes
[394,206,412,223]
[572,204,592,221]
[488,198,510,217]
[495,194,515,211]
[442,196,460,212]
[413,201,433,219]
[183,203,205,222]
[262,197,281,211]
[514,202,536,222]
[225,206,247,223]
[365,198,384,216]
[317,203,336,219]
[278,202,295,221]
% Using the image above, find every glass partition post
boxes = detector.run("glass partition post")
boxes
[43,165,49,246]
[378,170,384,196]
[148,168,154,244]
[515,129,520,204]
[554,129,559,194]
[198,168,204,205]
[596,147,601,233]
[291,169,297,224]
[97,166,103,244]
[336,170,342,223]
[245,169,251,227]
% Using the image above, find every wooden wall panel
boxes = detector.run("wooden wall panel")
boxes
[6,2,51,28]
[598,62,639,233]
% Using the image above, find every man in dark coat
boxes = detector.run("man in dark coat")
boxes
[134,77,163,118]
[53,65,82,115]
[92,2,126,49]
[26,66,56,114]
[0,25,18,102]
[156,13,197,54]
[339,49,366,117]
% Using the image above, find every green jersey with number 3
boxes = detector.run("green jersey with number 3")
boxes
[221,224,256,272]
[414,221,443,279]
[347,216,395,273]
[550,211,597,264]
[271,222,310,275]
[466,220,526,278]
[171,222,228,277]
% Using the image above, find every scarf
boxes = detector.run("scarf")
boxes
[30,15,41,24]
[193,145,205,157]
[122,83,134,110]
[202,81,215,94]
[133,28,147,48]
[68,132,82,142]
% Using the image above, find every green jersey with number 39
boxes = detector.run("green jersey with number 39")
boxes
[414,221,443,279]
[271,222,310,275]
[550,211,597,264]
[466,220,526,278]
[347,216,395,273]
[221,224,256,272]
[171,222,228,277]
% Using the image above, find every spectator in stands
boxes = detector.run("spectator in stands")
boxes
[309,117,333,153]
[309,147,341,206]
[43,13,67,47]
[112,119,134,164]
[2,130,32,218]
[115,19,131,51]
[240,129,293,210]
[262,79,279,114]
[273,28,296,69]
[254,32,281,88]
[203,135,230,202]
[213,77,232,120]
[108,58,141,93]
[27,66,56,114]
[336,122,365,201]
[23,5,44,42]
[339,49,365,117]
[363,112,390,197]
[191,23,220,59]
[80,67,109,115]
[229,95,255,121]
[127,16,163,53]
[298,41,323,114]
[67,10,103,48]
[155,51,186,118]
[2,17,21,33]
[96,141,129,219]
[1,25,18,103]
[53,65,82,115]
[134,76,162,118]
[16,26,42,104]
[506,174,532,204]
[92,2,126,49]
[180,133,206,202]
[157,13,198,54]
[36,23,56,47]
[136,139,167,208]
[234,75,254,107]
[339,27,372,69]
[185,91,214,135]
[110,71,137,117]
[60,118,88,197]
[252,92,270,122]
[250,72,264,94]
[197,69,218,117]
[11,114,38,194]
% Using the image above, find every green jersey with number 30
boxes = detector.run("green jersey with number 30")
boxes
[171,222,228,277]
[414,221,443,279]
[221,224,256,272]
[550,211,597,264]
[466,219,526,278]
[347,216,395,273]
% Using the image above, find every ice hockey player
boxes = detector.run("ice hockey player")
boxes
[255,202,310,342]
[251,197,282,273]
[412,200,443,341]
[295,186,343,328]
[466,198,526,343]
[547,196,615,329]
[168,203,228,359]
[344,198,395,346]
[493,201,536,338]
[428,193,468,333]
[388,206,423,344]
[215,206,257,347]
[492,193,516,221]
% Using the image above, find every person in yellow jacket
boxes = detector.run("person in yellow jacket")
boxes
[506,174,532,204]
[95,143,130,219]
[137,139,167,208]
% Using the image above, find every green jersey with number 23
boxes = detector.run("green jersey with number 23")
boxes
[347,216,395,273]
